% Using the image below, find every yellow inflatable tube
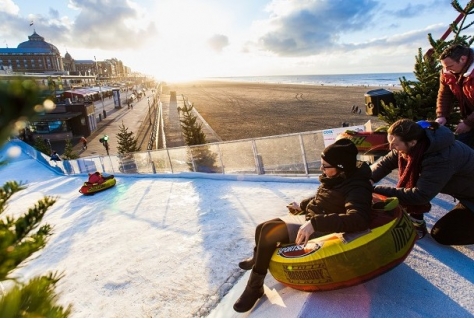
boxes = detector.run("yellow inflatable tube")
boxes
[269,194,417,291]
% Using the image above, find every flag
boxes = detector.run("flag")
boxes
[29,21,33,26]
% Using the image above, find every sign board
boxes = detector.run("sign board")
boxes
[112,89,121,109]
[322,120,376,162]
[323,120,373,147]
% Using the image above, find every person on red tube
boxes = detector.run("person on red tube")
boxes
[88,172,105,184]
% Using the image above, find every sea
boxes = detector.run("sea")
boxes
[209,72,416,88]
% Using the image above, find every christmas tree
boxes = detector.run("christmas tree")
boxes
[379,0,474,126]
[62,139,79,160]
[179,99,207,146]
[34,136,51,155]
[0,78,71,317]
[116,121,140,155]
[179,97,220,172]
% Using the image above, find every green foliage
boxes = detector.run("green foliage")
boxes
[62,139,79,160]
[444,0,474,44]
[116,121,140,155]
[0,76,71,317]
[178,97,220,172]
[379,0,474,126]
[0,272,71,317]
[379,48,441,125]
[34,136,51,155]
[179,100,207,146]
[189,145,221,173]
[0,78,48,143]
[0,181,71,317]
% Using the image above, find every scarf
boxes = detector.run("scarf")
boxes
[319,172,347,188]
[397,137,431,214]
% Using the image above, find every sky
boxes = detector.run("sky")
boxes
[0,0,469,81]
[1,141,473,317]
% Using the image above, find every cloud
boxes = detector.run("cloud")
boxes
[48,7,60,19]
[1,0,158,52]
[389,0,449,19]
[252,0,382,57]
[207,34,229,52]
[65,0,157,50]
[251,0,450,57]
[0,0,19,15]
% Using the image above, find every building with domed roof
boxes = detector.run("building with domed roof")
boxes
[0,31,64,73]
[62,51,75,73]
[0,31,132,81]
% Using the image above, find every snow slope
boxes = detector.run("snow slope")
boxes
[0,142,473,317]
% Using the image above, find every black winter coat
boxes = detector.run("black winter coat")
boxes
[299,161,373,233]
[371,125,474,205]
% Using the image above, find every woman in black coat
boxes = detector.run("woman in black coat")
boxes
[233,138,373,313]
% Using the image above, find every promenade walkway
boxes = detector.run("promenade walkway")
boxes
[70,90,156,157]
[58,86,221,159]
[162,91,185,148]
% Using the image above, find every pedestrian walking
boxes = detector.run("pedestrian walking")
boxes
[80,136,88,150]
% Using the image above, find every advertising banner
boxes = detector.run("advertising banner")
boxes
[112,89,121,108]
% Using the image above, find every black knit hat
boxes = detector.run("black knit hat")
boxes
[321,138,358,173]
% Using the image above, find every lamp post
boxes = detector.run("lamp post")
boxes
[95,56,106,119]
[147,96,151,125]
[125,87,128,108]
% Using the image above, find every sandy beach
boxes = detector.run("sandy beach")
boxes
[164,80,390,141]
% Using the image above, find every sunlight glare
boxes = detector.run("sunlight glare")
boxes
[137,0,233,81]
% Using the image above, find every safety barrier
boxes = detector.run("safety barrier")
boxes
[7,122,374,177]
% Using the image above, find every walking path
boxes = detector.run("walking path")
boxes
[162,91,185,148]
[71,90,155,157]
[58,87,222,159]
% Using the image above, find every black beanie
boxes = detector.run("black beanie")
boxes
[321,138,358,173]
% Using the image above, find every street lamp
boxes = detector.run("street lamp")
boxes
[94,56,106,119]
[125,87,128,108]
[147,96,151,125]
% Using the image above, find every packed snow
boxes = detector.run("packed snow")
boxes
[0,142,473,318]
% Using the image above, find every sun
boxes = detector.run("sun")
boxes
[130,0,234,81]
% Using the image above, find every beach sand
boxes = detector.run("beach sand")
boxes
[164,80,390,141]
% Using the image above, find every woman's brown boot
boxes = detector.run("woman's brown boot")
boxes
[238,247,256,270]
[233,268,266,313]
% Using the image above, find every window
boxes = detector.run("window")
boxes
[30,121,69,134]
[31,122,50,134]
